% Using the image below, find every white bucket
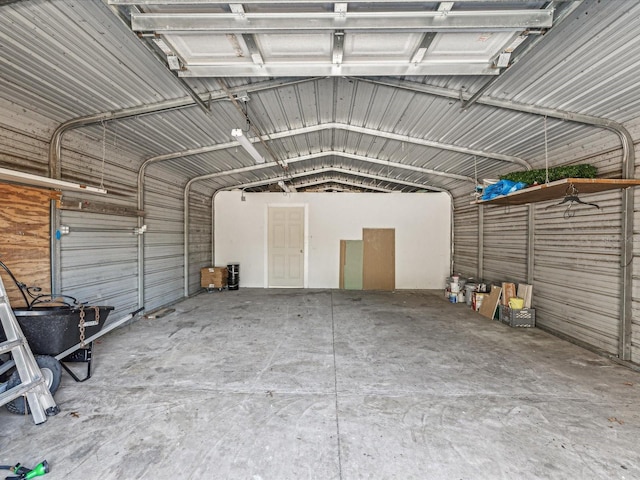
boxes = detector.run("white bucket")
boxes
[458,292,465,303]
[450,282,460,294]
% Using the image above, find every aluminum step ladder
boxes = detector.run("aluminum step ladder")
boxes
[0,275,59,424]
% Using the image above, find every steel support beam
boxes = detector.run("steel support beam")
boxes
[215,167,450,194]
[147,150,472,197]
[131,10,553,33]
[48,77,315,179]
[295,179,392,193]
[136,121,529,185]
[181,63,500,77]
[109,0,572,4]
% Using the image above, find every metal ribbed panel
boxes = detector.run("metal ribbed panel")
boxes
[482,204,528,283]
[143,170,186,312]
[60,211,138,321]
[0,122,49,175]
[453,198,479,278]
[488,0,640,122]
[58,142,139,203]
[534,191,622,355]
[188,188,212,295]
[52,74,623,197]
[0,0,187,121]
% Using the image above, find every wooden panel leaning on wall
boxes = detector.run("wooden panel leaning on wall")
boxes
[0,183,58,307]
[362,228,395,291]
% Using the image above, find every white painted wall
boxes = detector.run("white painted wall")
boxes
[214,191,451,289]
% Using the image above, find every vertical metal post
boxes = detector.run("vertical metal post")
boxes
[50,200,61,294]
[136,166,147,311]
[183,182,191,298]
[478,204,484,280]
[620,187,634,360]
[618,126,635,362]
[137,214,145,311]
[527,204,535,284]
[211,192,217,265]
[449,195,455,275]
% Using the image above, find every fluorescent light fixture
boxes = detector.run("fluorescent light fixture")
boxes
[0,167,107,194]
[232,129,266,164]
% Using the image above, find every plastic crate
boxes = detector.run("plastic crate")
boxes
[499,305,535,328]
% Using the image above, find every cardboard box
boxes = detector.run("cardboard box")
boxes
[201,267,228,288]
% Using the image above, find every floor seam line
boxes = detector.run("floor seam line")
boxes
[331,290,343,480]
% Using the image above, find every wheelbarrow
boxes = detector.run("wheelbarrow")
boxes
[0,260,142,414]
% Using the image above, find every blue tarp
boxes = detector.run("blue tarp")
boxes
[481,180,527,201]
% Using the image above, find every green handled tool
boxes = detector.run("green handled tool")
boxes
[0,460,49,479]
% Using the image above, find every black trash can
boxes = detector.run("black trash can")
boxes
[227,263,240,290]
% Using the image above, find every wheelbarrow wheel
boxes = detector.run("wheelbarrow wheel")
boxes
[5,355,62,415]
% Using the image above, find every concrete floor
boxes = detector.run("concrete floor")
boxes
[2,289,640,479]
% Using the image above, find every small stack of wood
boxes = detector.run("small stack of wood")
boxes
[201,266,228,289]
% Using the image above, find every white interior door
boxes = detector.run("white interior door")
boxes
[268,207,304,287]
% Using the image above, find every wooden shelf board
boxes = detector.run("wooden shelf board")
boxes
[473,178,640,206]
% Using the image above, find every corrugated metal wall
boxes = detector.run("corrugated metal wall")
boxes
[452,196,479,279]
[60,210,138,319]
[0,113,214,318]
[0,110,50,174]
[482,205,529,283]
[143,169,187,312]
[451,127,633,361]
[534,191,623,355]
[188,186,213,295]
[56,130,141,321]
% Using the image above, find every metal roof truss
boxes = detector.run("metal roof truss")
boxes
[111,1,555,77]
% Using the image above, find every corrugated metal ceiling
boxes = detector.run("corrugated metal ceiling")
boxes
[0,0,637,196]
